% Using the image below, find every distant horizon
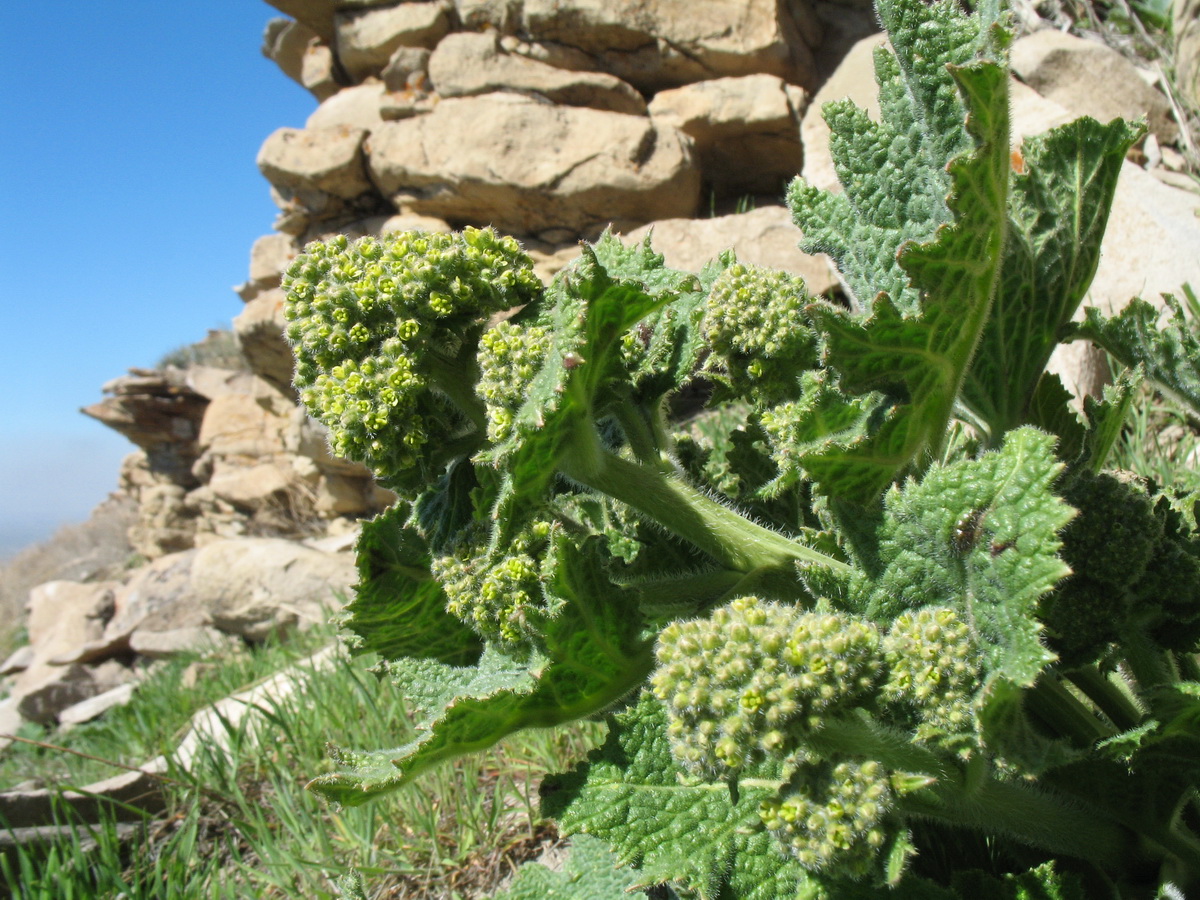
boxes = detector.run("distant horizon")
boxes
[0,4,318,561]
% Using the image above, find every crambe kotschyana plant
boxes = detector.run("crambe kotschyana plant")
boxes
[280,0,1200,894]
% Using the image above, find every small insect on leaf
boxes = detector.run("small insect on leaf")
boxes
[563,351,586,369]
[952,508,986,556]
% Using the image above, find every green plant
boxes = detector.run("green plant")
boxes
[282,0,1200,894]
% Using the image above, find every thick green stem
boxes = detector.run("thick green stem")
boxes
[561,446,852,576]
[901,772,1130,868]
[1027,674,1115,746]
[1065,665,1143,732]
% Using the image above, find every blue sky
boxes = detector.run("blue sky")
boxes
[0,3,317,557]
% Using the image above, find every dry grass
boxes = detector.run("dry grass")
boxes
[0,495,136,659]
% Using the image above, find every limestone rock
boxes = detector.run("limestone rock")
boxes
[26,581,115,661]
[236,233,299,303]
[188,539,355,641]
[335,2,451,82]
[257,126,376,221]
[232,288,295,390]
[649,74,806,195]
[129,626,230,660]
[263,0,340,44]
[471,0,821,93]
[0,645,35,676]
[498,35,602,74]
[262,17,321,87]
[429,32,648,115]
[15,665,99,725]
[381,45,432,92]
[81,369,208,488]
[103,550,202,641]
[367,93,700,236]
[1010,29,1178,145]
[1178,0,1200,108]
[306,80,388,131]
[624,206,837,294]
[301,41,341,101]
[378,211,453,234]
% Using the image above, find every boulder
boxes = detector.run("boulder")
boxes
[367,92,700,237]
[195,391,292,465]
[262,17,321,86]
[306,80,388,131]
[102,550,202,642]
[263,0,340,44]
[26,580,115,652]
[470,0,821,93]
[57,683,137,727]
[648,74,806,194]
[232,288,296,390]
[301,41,341,101]
[15,664,105,726]
[128,626,230,660]
[206,461,297,510]
[235,233,299,302]
[1009,29,1178,146]
[381,45,432,92]
[428,32,648,115]
[624,206,837,294]
[81,369,209,488]
[188,539,355,640]
[0,645,35,676]
[257,125,375,205]
[334,2,451,82]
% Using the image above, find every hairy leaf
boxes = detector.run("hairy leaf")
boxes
[788,3,1012,502]
[491,835,649,900]
[542,693,811,900]
[341,502,482,666]
[866,427,1071,686]
[963,117,1142,437]
[309,536,653,805]
[1070,292,1200,419]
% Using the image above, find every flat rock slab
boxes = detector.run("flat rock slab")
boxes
[368,92,700,238]
[466,0,820,92]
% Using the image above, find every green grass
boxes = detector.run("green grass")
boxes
[1,628,604,899]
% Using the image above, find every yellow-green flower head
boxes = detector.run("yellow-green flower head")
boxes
[701,262,818,403]
[650,596,882,774]
[882,606,981,750]
[431,520,554,645]
[760,758,893,878]
[282,228,543,489]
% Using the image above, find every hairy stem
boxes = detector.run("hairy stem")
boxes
[1027,673,1115,746]
[562,446,852,576]
[1065,665,1144,731]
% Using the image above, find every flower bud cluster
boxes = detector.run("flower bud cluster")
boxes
[760,759,892,878]
[432,521,552,644]
[701,263,818,402]
[477,319,553,443]
[282,228,542,485]
[881,606,981,749]
[650,596,881,773]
